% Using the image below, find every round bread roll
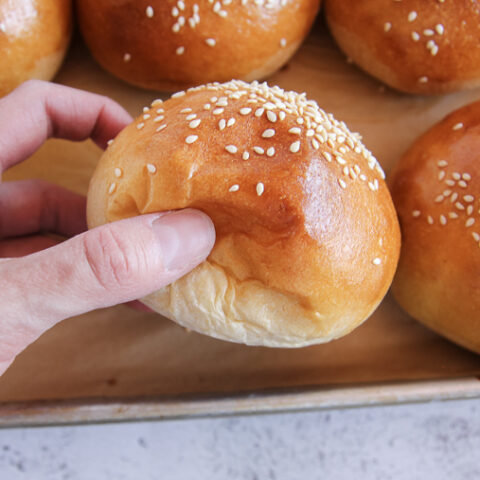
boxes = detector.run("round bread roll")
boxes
[0,0,72,97]
[325,0,480,95]
[76,0,320,91]
[390,101,480,354]
[87,80,400,347]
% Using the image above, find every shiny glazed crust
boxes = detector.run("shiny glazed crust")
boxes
[87,80,400,347]
[390,102,480,354]
[0,0,72,97]
[325,0,480,95]
[76,0,320,91]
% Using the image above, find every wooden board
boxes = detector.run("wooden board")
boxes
[1,22,480,426]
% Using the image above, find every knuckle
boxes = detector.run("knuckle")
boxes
[82,225,145,291]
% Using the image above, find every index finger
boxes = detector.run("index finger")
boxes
[0,80,133,174]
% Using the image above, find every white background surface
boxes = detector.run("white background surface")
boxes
[0,399,478,479]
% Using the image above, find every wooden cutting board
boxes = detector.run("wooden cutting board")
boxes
[1,21,479,423]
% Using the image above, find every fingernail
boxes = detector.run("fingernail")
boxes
[152,209,215,271]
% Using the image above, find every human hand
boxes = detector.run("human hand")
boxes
[0,81,215,376]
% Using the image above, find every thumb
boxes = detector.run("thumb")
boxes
[0,209,215,359]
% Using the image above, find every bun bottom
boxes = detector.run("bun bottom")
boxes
[141,260,368,348]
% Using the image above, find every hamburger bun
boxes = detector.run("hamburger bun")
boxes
[325,0,480,95]
[0,0,72,97]
[390,101,480,354]
[87,80,400,347]
[76,0,320,91]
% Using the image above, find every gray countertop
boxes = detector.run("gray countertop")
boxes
[0,399,478,479]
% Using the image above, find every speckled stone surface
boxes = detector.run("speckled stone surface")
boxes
[0,399,479,479]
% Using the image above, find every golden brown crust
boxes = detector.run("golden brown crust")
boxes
[390,101,480,354]
[76,0,320,91]
[0,0,72,97]
[325,0,480,95]
[87,80,400,347]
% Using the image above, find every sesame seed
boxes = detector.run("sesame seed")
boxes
[225,145,238,154]
[443,189,452,197]
[107,139,114,146]
[452,122,464,131]
[176,46,185,55]
[185,135,198,144]
[189,119,201,128]
[227,118,235,127]
[172,6,179,16]
[156,124,167,132]
[458,180,468,188]
[136,123,145,130]
[242,151,250,160]
[123,53,131,62]
[472,232,480,242]
[440,215,447,225]
[279,111,286,121]
[185,113,197,120]
[438,171,446,181]
[181,108,192,113]
[213,108,224,115]
[418,76,429,84]
[448,212,459,219]
[108,183,116,194]
[253,146,265,155]
[412,210,421,217]
[289,127,301,134]
[372,258,381,265]
[434,195,444,203]
[172,91,186,98]
[338,178,347,189]
[114,168,122,178]
[446,180,455,186]
[255,108,264,117]
[203,103,211,110]
[427,216,434,225]
[455,202,465,210]
[178,0,185,10]
[289,141,301,153]
[384,22,392,32]
[229,184,239,192]
[464,195,474,203]
[280,38,287,47]
[218,119,226,130]
[408,11,417,22]
[151,99,163,107]
[262,128,275,138]
[436,24,445,35]
[239,107,252,115]
[267,111,277,122]
[312,138,320,150]
[450,193,459,202]
[146,5,154,17]
[266,147,275,157]
[256,182,265,196]
[178,16,185,26]
[411,31,420,42]
[467,205,474,215]
[146,163,156,174]
[205,38,216,47]
[437,160,448,167]
[466,218,475,228]
[156,108,164,113]
[463,173,472,181]
[154,115,164,122]
[424,29,434,36]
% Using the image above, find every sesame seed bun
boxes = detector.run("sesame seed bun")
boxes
[0,0,72,97]
[87,80,400,347]
[76,0,320,91]
[324,0,480,95]
[390,101,480,354]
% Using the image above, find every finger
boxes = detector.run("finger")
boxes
[0,235,60,258]
[0,80,133,174]
[0,180,86,239]
[0,209,215,366]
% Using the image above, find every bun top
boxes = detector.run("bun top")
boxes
[0,0,72,96]
[76,0,320,91]
[325,0,480,94]
[88,80,400,346]
[390,101,480,352]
